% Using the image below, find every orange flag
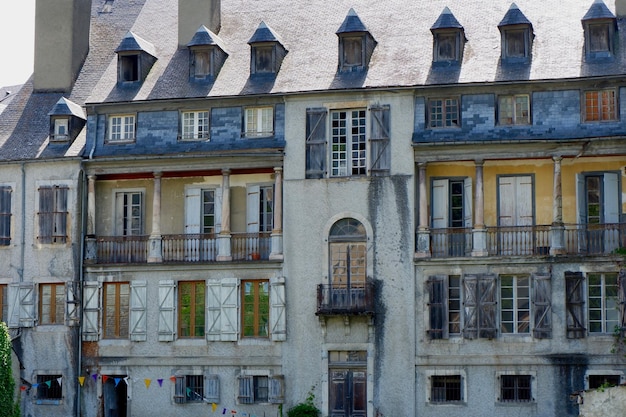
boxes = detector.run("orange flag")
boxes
[78,376,86,386]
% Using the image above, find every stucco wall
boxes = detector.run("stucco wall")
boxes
[579,386,626,417]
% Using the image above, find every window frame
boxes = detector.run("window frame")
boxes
[500,25,532,61]
[177,280,206,339]
[428,97,460,129]
[238,372,284,404]
[35,373,63,404]
[585,371,624,390]
[51,117,69,142]
[330,108,367,177]
[328,218,367,290]
[190,47,213,79]
[244,106,274,138]
[39,283,65,325]
[118,53,140,83]
[499,274,531,335]
[582,89,618,122]
[497,94,530,125]
[339,35,365,69]
[37,185,69,245]
[102,282,130,339]
[114,190,144,236]
[584,20,615,58]
[180,110,210,141]
[426,370,466,405]
[0,185,11,246]
[107,114,136,143]
[241,280,270,338]
[587,272,619,334]
[497,372,534,404]
[433,30,461,63]
[251,44,276,74]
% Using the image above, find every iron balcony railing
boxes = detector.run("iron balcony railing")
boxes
[316,282,375,316]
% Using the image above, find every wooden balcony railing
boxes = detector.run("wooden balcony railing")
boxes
[162,233,218,262]
[316,282,375,316]
[486,225,551,256]
[564,223,626,255]
[431,228,472,258]
[231,232,271,261]
[96,235,149,263]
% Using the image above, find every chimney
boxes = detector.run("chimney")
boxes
[178,0,221,47]
[33,0,91,92]
[617,0,626,17]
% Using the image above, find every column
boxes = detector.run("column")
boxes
[270,167,284,260]
[415,162,431,258]
[550,156,566,255]
[148,172,163,262]
[217,169,232,261]
[85,174,97,263]
[472,160,488,256]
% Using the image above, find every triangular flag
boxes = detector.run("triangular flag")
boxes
[20,386,26,391]
[123,377,129,385]
[45,381,52,388]
[57,377,63,386]
[32,383,39,389]
[114,378,121,387]
[212,403,217,412]
[144,379,151,389]
[169,376,176,383]
[186,387,191,396]
[222,408,227,414]
[78,376,85,386]
[102,375,109,383]
[157,379,163,387]
[91,373,98,382]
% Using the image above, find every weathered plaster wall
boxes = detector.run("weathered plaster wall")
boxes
[579,386,626,417]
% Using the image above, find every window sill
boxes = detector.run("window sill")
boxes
[35,399,63,406]
[238,337,272,346]
[105,139,136,145]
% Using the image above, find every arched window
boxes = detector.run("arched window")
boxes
[328,218,366,288]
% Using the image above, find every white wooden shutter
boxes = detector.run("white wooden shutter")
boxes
[463,177,473,228]
[565,271,585,339]
[431,179,449,228]
[215,187,222,233]
[517,176,534,226]
[498,176,515,227]
[184,187,201,234]
[270,277,286,341]
[462,274,478,339]
[66,281,80,326]
[269,375,285,404]
[246,185,260,233]
[604,173,620,252]
[204,374,220,403]
[575,174,586,252]
[129,280,147,341]
[82,281,100,341]
[206,280,221,341]
[478,274,497,339]
[7,283,20,328]
[18,283,35,327]
[238,375,253,404]
[220,278,239,341]
[158,280,176,341]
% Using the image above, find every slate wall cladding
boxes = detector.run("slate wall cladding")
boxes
[211,106,242,142]
[413,87,626,142]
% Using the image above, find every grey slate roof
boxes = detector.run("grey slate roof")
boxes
[49,97,86,119]
[187,25,228,51]
[1,0,625,161]
[431,7,464,31]
[498,3,533,27]
[336,8,369,34]
[583,0,616,20]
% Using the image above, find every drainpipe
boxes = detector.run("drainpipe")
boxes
[19,162,25,282]
[76,168,87,417]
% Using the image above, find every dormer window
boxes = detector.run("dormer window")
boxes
[48,97,86,143]
[248,22,287,76]
[119,54,139,82]
[53,118,69,141]
[498,4,533,62]
[115,31,157,85]
[187,26,228,81]
[336,9,376,72]
[582,0,617,59]
[430,7,466,64]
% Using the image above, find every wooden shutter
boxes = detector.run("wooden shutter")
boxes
[82,281,100,341]
[206,280,221,341]
[204,374,220,403]
[604,173,620,252]
[269,375,285,404]
[575,174,587,253]
[7,284,20,328]
[369,105,391,176]
[130,280,147,341]
[463,274,478,339]
[305,108,327,179]
[54,186,68,242]
[565,272,585,339]
[463,177,473,229]
[158,280,176,341]
[214,187,223,233]
[532,273,552,339]
[38,187,53,243]
[184,187,201,234]
[478,274,497,339]
[246,185,260,233]
[66,281,80,327]
[619,269,626,337]
[238,375,253,404]
[427,276,447,339]
[270,277,286,341]
[174,376,185,404]
[431,179,449,229]
[220,278,238,341]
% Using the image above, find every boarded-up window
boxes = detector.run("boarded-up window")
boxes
[565,272,585,339]
[38,186,68,244]
[0,186,11,245]
[369,105,390,176]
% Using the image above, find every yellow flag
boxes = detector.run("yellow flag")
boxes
[144,379,151,389]
[212,403,217,412]
[78,376,86,386]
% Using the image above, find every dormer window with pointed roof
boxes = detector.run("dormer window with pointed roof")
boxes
[48,97,86,143]
[115,31,157,84]
[248,22,287,76]
[582,0,617,59]
[498,3,534,62]
[336,8,377,72]
[187,25,228,81]
[430,7,466,64]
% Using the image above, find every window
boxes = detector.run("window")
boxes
[588,23,611,52]
[588,373,622,389]
[588,273,618,334]
[497,175,534,255]
[241,280,269,338]
[331,109,366,176]
[259,186,273,233]
[583,89,617,122]
[178,281,205,338]
[181,111,209,140]
[431,178,472,257]
[38,186,68,244]
[36,374,62,401]
[336,9,376,72]
[0,284,7,323]
[175,375,204,403]
[39,283,65,325]
[119,54,139,82]
[103,283,129,339]
[52,118,69,141]
[498,95,530,125]
[238,374,284,404]
[115,191,142,236]
[428,98,459,128]
[108,115,136,142]
[248,22,288,76]
[341,36,364,68]
[503,29,529,58]
[430,375,463,403]
[0,186,11,246]
[576,172,620,254]
[433,33,457,62]
[329,219,366,289]
[253,45,274,74]
[500,275,530,334]
[202,189,216,234]
[499,375,532,402]
[244,107,273,137]
[191,49,211,78]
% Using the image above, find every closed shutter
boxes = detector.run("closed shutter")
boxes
[305,108,327,179]
[82,281,100,341]
[205,374,220,403]
[38,187,53,242]
[532,273,552,339]
[206,280,221,341]
[220,278,238,341]
[269,375,285,404]
[619,270,626,337]
[158,280,176,341]
[129,280,147,341]
[463,274,478,339]
[427,275,447,339]
[478,274,497,339]
[270,277,286,341]
[565,272,585,339]
[66,281,80,326]
[246,185,260,233]
[238,375,253,404]
[369,105,390,176]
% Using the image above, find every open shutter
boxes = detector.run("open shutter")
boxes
[369,105,390,176]
[184,188,201,234]
[270,277,286,341]
[206,281,222,341]
[205,374,220,403]
[305,108,327,179]
[463,274,478,339]
[604,173,620,252]
[269,375,285,404]
[214,187,223,233]
[427,275,448,339]
[575,174,587,253]
[619,270,626,337]
[7,284,20,328]
[174,376,185,404]
[82,281,100,341]
[238,375,253,404]
[565,271,585,339]
[130,280,147,341]
[246,185,260,233]
[478,274,497,339]
[463,177,473,229]
[220,278,238,341]
[66,281,80,326]
[532,273,552,339]
[431,179,449,229]
[16,283,35,327]
[158,280,176,341]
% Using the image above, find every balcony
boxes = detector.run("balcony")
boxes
[486,225,551,256]
[316,282,376,316]
[96,235,149,263]
[563,223,626,255]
